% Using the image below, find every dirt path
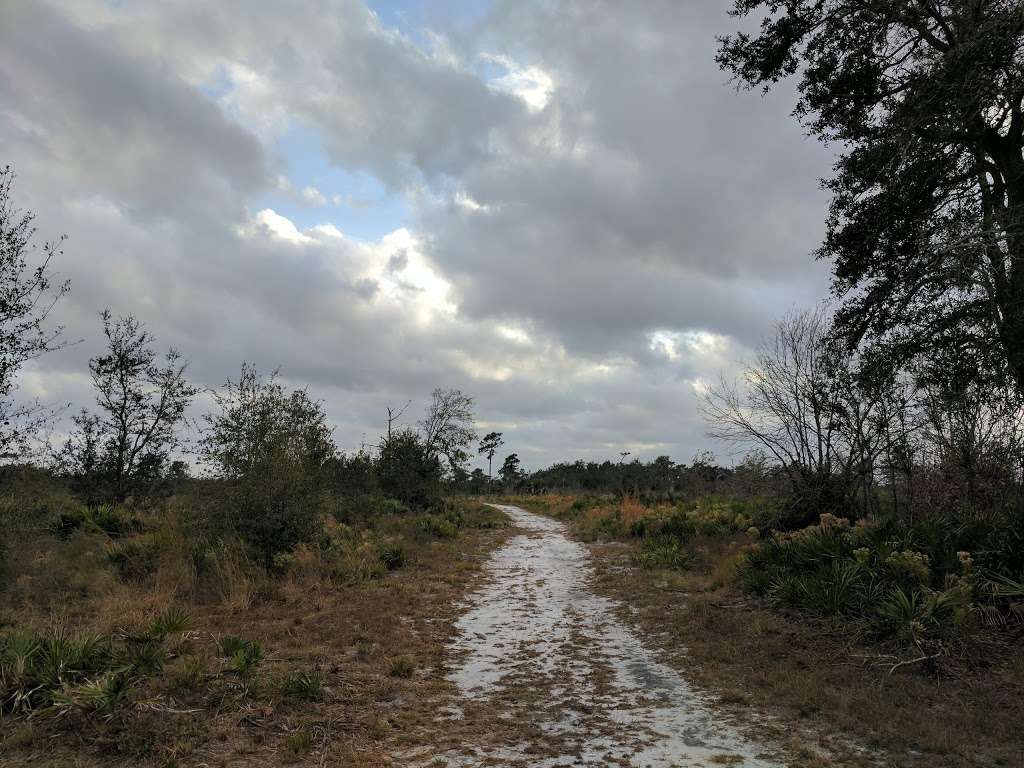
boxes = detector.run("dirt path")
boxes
[421,504,785,767]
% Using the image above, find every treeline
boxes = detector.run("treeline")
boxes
[0,166,509,571]
[515,453,781,500]
[51,319,485,564]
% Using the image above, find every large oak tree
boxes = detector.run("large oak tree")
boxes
[718,2,1024,389]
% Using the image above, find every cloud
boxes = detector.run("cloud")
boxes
[482,53,554,112]
[302,186,328,206]
[0,0,834,469]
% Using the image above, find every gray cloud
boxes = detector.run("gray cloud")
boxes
[0,0,833,469]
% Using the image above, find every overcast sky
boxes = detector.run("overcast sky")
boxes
[0,0,833,471]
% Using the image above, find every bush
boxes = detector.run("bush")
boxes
[377,428,442,510]
[200,365,336,565]
[378,542,406,571]
[107,535,162,581]
[634,535,693,570]
[220,469,327,567]
[416,514,458,539]
[0,613,191,717]
[281,670,326,701]
[735,513,989,649]
[218,635,264,676]
[50,504,140,540]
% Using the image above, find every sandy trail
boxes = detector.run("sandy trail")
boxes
[428,504,783,767]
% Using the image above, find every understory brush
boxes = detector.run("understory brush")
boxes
[736,512,1024,657]
[507,493,774,572]
[511,491,1024,665]
[0,480,507,763]
[0,608,192,718]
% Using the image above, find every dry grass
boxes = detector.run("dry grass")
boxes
[617,494,649,527]
[583,534,1024,768]
[504,494,1024,767]
[0,500,513,767]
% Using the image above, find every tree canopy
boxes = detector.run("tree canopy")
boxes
[0,166,69,457]
[718,2,1024,390]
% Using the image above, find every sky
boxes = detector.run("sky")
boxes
[0,0,833,471]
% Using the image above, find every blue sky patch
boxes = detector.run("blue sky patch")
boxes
[255,122,410,241]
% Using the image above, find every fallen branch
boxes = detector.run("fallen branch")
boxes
[888,653,941,675]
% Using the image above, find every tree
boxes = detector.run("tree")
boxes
[378,427,443,509]
[199,365,336,563]
[718,2,1024,389]
[63,311,196,498]
[385,399,411,440]
[420,388,476,475]
[200,364,334,479]
[477,431,504,479]
[651,455,677,493]
[702,307,896,524]
[467,467,488,493]
[0,166,70,458]
[498,452,522,488]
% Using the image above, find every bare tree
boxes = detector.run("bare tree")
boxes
[702,307,894,519]
[0,166,70,458]
[420,387,476,474]
[63,311,197,498]
[386,399,411,440]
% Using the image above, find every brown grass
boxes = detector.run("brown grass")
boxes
[583,534,1024,768]
[0,501,513,767]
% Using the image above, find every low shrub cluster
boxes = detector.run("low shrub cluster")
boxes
[513,494,772,572]
[736,512,1024,654]
[633,535,694,570]
[0,608,190,718]
[272,515,408,584]
[50,504,141,539]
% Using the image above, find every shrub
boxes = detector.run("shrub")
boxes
[147,607,191,639]
[378,542,406,571]
[219,471,327,567]
[106,535,162,581]
[200,365,336,565]
[218,636,264,676]
[416,514,458,539]
[736,512,996,650]
[655,509,697,542]
[50,504,139,540]
[388,656,414,678]
[282,670,326,701]
[377,428,443,510]
[121,639,167,676]
[50,671,132,719]
[374,497,411,516]
[0,612,213,722]
[634,535,693,570]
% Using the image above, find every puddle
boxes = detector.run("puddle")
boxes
[432,504,784,767]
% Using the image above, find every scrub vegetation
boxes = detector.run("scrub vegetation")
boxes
[3,1,1024,765]
[504,478,1024,765]
[0,167,516,766]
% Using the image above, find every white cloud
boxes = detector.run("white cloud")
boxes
[302,185,327,206]
[483,53,554,112]
[245,208,313,244]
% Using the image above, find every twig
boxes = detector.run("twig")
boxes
[888,653,940,675]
